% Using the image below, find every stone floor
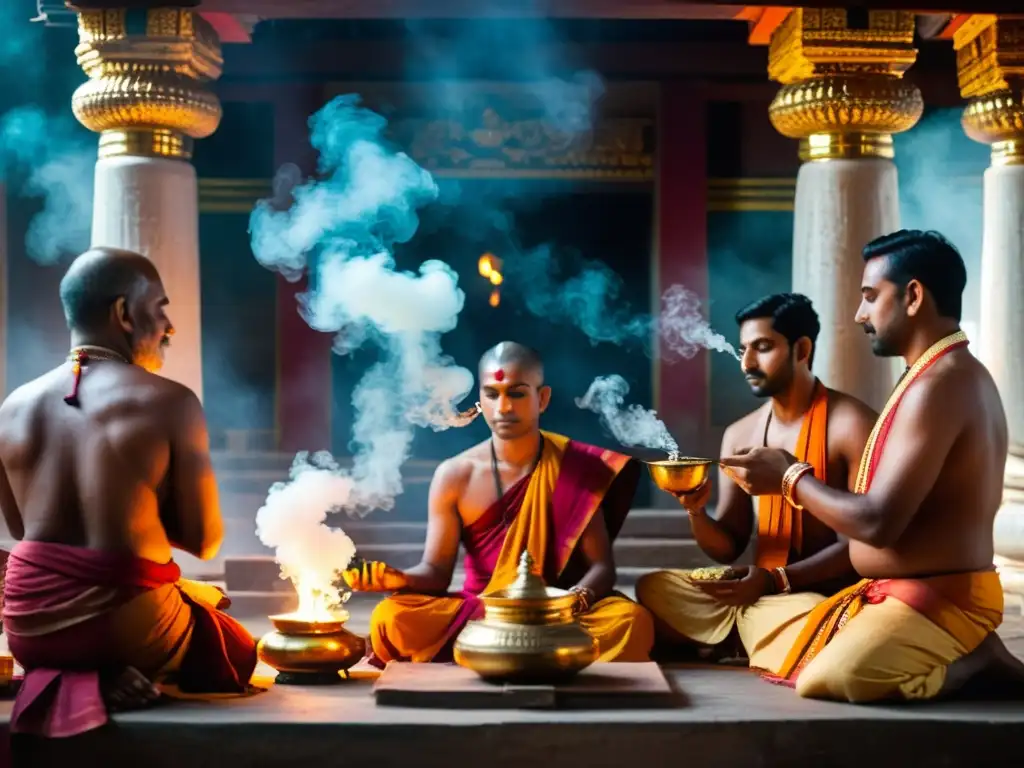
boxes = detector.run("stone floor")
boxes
[4,600,1024,767]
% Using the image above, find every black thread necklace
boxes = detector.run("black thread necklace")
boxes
[490,436,545,522]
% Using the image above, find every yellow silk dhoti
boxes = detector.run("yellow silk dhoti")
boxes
[635,569,824,670]
[767,571,1004,703]
[366,431,654,666]
[371,591,654,664]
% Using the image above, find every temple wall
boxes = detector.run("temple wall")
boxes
[192,101,279,450]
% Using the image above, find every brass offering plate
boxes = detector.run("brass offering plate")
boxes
[646,457,714,495]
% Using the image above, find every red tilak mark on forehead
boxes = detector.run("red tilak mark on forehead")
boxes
[494,369,505,382]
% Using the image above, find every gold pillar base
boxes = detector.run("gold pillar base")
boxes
[799,133,894,162]
[992,139,1024,167]
[98,128,193,161]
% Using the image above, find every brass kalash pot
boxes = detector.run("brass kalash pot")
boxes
[453,550,598,683]
[257,610,366,685]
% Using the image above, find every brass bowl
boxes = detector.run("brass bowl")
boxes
[257,611,367,685]
[453,551,598,684]
[646,457,714,495]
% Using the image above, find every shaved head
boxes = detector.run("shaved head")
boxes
[478,342,549,440]
[59,246,174,372]
[478,341,544,382]
[59,247,161,332]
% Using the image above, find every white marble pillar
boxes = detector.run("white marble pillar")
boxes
[0,183,7,400]
[92,156,204,400]
[764,10,921,410]
[791,159,903,411]
[978,163,1024,605]
[71,8,223,403]
[950,15,1024,607]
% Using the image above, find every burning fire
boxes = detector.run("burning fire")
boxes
[479,253,504,307]
[286,570,352,623]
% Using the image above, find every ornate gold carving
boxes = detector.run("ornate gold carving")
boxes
[767,9,921,161]
[72,8,223,161]
[954,16,1024,165]
[391,110,653,180]
[769,75,923,161]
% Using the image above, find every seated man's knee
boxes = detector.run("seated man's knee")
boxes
[795,654,890,704]
[622,599,656,636]
[634,571,672,608]
[369,596,401,638]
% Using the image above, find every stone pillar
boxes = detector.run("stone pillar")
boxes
[71,8,223,400]
[766,9,923,410]
[954,16,1024,607]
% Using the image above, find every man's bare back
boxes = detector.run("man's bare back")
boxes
[850,349,1006,579]
[0,360,222,564]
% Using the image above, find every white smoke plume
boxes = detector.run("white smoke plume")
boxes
[659,284,740,361]
[575,374,678,455]
[0,106,95,265]
[249,95,476,600]
[254,452,357,619]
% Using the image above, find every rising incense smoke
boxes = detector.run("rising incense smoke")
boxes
[249,95,476,602]
[0,0,96,268]
[575,374,678,455]
[255,452,357,619]
[509,246,738,360]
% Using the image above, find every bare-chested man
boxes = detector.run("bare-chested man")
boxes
[342,341,654,666]
[636,293,875,669]
[721,229,1024,702]
[0,247,258,738]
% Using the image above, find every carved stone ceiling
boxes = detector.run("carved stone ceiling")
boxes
[192,1,749,20]
[189,0,1022,18]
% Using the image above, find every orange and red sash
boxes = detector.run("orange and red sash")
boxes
[766,331,978,685]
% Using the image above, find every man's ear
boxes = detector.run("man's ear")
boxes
[793,337,813,367]
[537,385,552,413]
[112,296,133,334]
[905,279,925,317]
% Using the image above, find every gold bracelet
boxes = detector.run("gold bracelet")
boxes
[774,566,792,594]
[569,586,595,614]
[781,462,814,509]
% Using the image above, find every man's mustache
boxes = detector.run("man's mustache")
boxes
[743,370,765,379]
[862,324,876,335]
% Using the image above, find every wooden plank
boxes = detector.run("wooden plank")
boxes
[373,661,678,709]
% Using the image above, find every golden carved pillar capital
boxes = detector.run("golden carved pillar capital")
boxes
[72,7,223,161]
[955,15,1024,166]
[766,9,923,162]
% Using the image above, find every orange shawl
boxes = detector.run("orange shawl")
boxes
[755,380,828,570]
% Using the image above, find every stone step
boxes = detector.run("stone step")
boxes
[326,509,694,545]
[219,567,656,621]
[224,537,713,594]
[217,505,698,545]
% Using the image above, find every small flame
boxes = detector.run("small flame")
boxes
[290,569,350,623]
[489,270,503,286]
[478,253,501,278]
[489,288,501,308]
